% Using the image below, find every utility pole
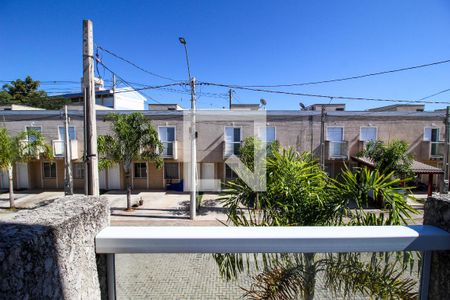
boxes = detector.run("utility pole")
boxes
[64,105,73,195]
[319,105,326,170]
[228,89,233,110]
[190,77,197,220]
[112,74,116,108]
[442,106,450,193]
[82,19,100,196]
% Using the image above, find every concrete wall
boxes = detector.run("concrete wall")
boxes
[424,195,450,299]
[0,196,109,299]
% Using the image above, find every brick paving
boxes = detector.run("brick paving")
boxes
[115,252,420,299]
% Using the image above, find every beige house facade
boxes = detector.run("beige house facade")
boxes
[0,105,446,192]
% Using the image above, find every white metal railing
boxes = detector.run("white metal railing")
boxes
[161,141,177,159]
[96,225,450,300]
[52,140,79,160]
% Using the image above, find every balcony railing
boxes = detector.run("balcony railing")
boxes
[96,225,450,300]
[429,142,444,159]
[326,140,348,160]
[223,141,241,158]
[161,141,177,159]
[52,140,79,160]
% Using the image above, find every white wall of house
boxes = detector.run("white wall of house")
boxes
[114,88,146,110]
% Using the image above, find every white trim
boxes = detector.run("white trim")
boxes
[359,126,378,142]
[95,225,450,254]
[423,127,440,142]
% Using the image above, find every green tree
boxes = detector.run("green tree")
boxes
[98,112,163,210]
[0,76,68,109]
[360,140,414,179]
[216,140,418,299]
[0,128,52,208]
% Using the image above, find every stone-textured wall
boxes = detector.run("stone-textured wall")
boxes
[424,195,450,300]
[0,196,109,299]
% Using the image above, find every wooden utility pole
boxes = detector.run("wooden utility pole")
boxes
[64,105,73,195]
[82,19,99,196]
[442,106,450,193]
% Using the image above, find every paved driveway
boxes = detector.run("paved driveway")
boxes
[106,191,229,225]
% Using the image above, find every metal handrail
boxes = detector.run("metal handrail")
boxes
[96,225,450,300]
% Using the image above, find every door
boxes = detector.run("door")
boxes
[108,165,121,190]
[16,163,29,189]
[201,163,217,191]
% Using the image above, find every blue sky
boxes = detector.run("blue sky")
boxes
[1,0,450,111]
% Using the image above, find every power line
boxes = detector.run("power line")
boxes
[199,81,450,105]
[225,58,450,88]
[419,88,450,101]
[97,46,181,82]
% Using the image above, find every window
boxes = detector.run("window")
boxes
[225,165,238,180]
[159,127,175,157]
[360,127,377,142]
[73,163,84,179]
[43,162,56,178]
[164,162,179,180]
[327,127,343,141]
[26,126,42,142]
[134,162,147,178]
[224,127,241,156]
[424,128,441,157]
[58,126,76,141]
[327,127,345,157]
[258,126,276,143]
[424,128,440,142]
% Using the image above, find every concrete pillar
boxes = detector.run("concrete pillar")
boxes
[423,195,450,299]
[0,195,109,299]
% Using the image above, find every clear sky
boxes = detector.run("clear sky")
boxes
[1,0,450,111]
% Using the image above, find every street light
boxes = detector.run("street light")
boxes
[179,36,197,220]
[179,37,191,81]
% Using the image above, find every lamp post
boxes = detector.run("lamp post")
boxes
[179,37,197,220]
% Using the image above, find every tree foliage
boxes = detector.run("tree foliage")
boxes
[215,139,419,299]
[360,140,414,179]
[98,112,163,209]
[0,76,68,109]
[0,127,52,208]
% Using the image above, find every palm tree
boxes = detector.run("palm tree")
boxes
[98,112,163,210]
[215,140,418,299]
[0,127,52,208]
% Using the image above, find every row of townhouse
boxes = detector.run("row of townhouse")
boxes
[0,103,447,193]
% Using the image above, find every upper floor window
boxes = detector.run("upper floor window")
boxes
[26,126,42,142]
[258,126,276,143]
[327,127,344,142]
[224,127,241,156]
[159,126,175,157]
[43,162,56,178]
[424,128,440,142]
[134,162,147,178]
[360,127,377,142]
[58,126,76,141]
